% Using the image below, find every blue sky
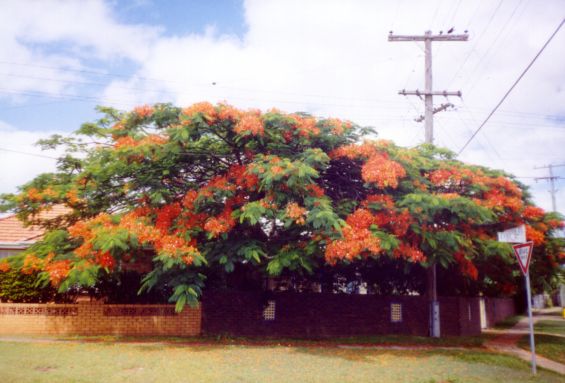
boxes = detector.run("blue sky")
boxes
[0,0,564,216]
[113,0,246,37]
[0,0,246,133]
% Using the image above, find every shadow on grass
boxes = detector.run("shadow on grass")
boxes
[494,315,524,330]
[52,333,487,349]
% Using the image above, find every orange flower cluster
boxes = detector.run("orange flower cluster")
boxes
[454,252,478,280]
[74,242,93,258]
[218,103,242,121]
[346,208,375,230]
[155,203,182,233]
[526,224,545,245]
[428,166,494,189]
[44,260,71,286]
[388,209,413,237]
[522,205,545,220]
[234,111,264,136]
[479,190,523,212]
[114,134,168,149]
[155,235,199,265]
[177,211,208,232]
[428,168,456,186]
[361,154,406,189]
[324,118,351,135]
[65,189,80,204]
[288,115,320,137]
[325,226,381,264]
[0,261,10,272]
[182,102,217,123]
[488,176,522,197]
[204,208,235,238]
[68,213,112,239]
[23,187,61,202]
[22,254,43,274]
[133,105,154,118]
[95,251,116,269]
[259,194,278,210]
[330,142,378,159]
[285,202,307,225]
[306,183,325,198]
[331,143,406,189]
[182,190,199,209]
[393,243,425,262]
[229,165,259,192]
[26,188,43,201]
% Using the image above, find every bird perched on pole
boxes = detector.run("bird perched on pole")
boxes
[447,27,454,34]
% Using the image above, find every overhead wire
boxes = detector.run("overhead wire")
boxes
[463,0,527,95]
[457,18,564,155]
[447,0,505,87]
[0,147,59,160]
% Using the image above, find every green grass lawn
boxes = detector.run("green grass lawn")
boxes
[518,334,565,365]
[518,319,565,365]
[534,320,565,336]
[0,341,562,383]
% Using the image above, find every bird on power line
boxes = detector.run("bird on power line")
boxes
[447,27,454,34]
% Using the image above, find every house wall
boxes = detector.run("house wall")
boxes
[0,302,201,336]
[202,291,482,338]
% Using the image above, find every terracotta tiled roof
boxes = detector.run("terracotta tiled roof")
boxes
[0,215,44,243]
[0,205,71,245]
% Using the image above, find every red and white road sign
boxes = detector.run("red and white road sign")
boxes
[512,242,534,275]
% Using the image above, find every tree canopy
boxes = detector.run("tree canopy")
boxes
[1,103,563,310]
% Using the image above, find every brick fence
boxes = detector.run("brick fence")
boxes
[483,297,516,328]
[0,302,201,336]
[0,293,514,338]
[202,291,482,338]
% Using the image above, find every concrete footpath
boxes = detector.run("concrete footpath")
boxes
[484,309,565,375]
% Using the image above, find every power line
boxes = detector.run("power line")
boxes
[463,0,526,96]
[0,147,58,160]
[457,18,564,156]
[447,0,505,87]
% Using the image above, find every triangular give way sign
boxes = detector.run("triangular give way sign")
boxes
[512,242,534,275]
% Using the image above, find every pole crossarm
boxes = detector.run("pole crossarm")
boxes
[388,33,468,42]
[533,163,564,212]
[415,103,454,122]
[534,164,565,169]
[399,89,462,97]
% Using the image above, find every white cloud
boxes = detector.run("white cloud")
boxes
[0,122,65,194]
[0,0,161,101]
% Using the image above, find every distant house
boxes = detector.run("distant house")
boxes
[0,215,44,259]
[0,205,70,259]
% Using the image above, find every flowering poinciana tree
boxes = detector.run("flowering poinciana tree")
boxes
[1,103,562,310]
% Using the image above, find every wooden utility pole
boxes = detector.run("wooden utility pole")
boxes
[534,163,565,212]
[389,30,468,338]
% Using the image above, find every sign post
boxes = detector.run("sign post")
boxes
[512,241,536,375]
